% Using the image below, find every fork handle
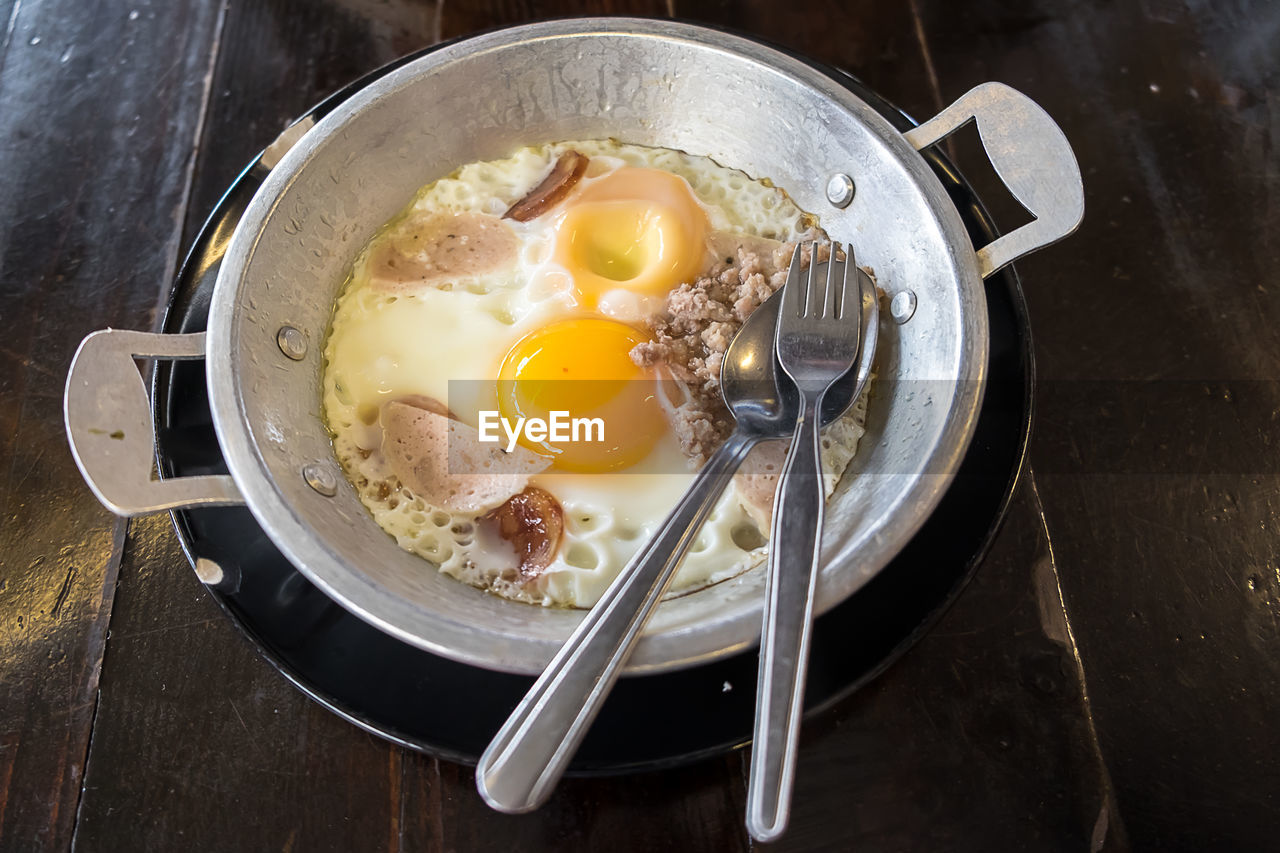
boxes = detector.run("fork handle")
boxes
[747,389,826,842]
[476,428,758,814]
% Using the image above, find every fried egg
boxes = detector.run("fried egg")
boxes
[322,140,865,607]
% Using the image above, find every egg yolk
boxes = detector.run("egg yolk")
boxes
[497,318,667,473]
[554,167,709,308]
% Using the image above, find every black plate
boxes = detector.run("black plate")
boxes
[153,45,1032,774]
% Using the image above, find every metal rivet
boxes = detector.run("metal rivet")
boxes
[277,325,308,360]
[890,290,917,324]
[194,557,224,586]
[303,463,338,496]
[825,173,855,208]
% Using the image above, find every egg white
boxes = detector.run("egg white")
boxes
[323,140,862,608]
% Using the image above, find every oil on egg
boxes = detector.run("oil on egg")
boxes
[323,139,842,608]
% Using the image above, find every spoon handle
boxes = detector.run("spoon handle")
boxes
[476,428,758,814]
[747,390,825,842]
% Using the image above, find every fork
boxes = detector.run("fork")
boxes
[747,241,863,842]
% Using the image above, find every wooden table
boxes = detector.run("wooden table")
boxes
[2,1,1276,850]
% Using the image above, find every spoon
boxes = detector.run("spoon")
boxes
[476,258,877,814]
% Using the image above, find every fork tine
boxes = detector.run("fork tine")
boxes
[838,244,856,320]
[821,242,842,319]
[781,242,809,319]
[806,243,822,318]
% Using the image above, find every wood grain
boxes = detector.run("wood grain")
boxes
[72,516,401,851]
[422,758,751,852]
[0,1,223,848]
[180,0,444,244]
[440,0,672,40]
[675,0,943,121]
[910,0,1280,848]
[71,2,442,851]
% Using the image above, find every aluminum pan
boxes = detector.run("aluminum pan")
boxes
[207,19,987,674]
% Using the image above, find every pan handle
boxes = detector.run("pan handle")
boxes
[904,82,1084,279]
[64,329,243,516]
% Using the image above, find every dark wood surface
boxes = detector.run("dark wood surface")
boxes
[1,0,1275,850]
